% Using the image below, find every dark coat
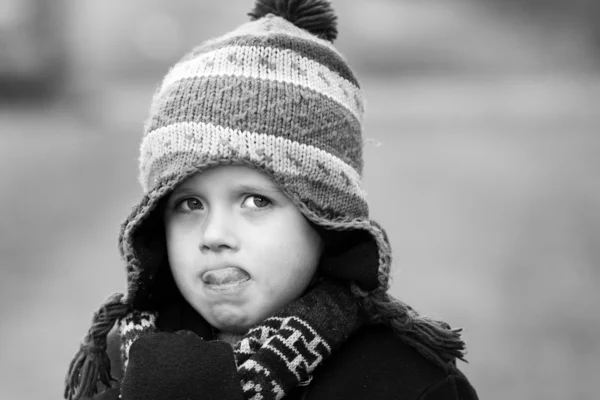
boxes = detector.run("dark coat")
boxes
[94,323,478,400]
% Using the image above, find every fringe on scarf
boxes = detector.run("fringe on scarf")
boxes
[352,285,467,371]
[64,293,131,400]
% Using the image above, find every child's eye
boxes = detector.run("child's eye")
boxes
[242,195,271,209]
[176,198,204,212]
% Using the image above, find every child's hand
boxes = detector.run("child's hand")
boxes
[120,330,243,400]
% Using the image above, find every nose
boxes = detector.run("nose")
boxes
[199,206,238,253]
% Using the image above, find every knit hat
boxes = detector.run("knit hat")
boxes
[119,0,392,307]
[66,2,466,399]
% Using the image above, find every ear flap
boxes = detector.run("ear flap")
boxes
[129,201,168,309]
[319,229,380,291]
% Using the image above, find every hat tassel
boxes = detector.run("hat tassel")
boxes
[64,293,129,400]
[358,290,467,369]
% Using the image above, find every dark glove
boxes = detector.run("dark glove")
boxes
[235,279,365,399]
[120,330,243,400]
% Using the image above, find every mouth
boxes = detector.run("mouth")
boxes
[201,266,250,287]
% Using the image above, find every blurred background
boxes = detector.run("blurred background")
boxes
[1,0,599,399]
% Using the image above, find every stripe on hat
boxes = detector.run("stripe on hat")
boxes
[181,34,360,87]
[148,75,363,172]
[159,45,363,122]
[140,121,365,201]
[283,174,368,219]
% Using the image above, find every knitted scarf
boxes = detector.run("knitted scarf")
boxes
[65,273,466,400]
[119,280,363,399]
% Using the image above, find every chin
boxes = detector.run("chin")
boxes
[209,315,254,334]
[205,303,279,333]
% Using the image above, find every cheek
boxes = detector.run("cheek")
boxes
[291,219,323,270]
[165,223,196,275]
[258,221,321,290]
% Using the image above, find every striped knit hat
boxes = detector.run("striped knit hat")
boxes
[118,0,392,307]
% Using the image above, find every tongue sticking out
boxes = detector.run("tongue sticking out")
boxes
[202,267,250,286]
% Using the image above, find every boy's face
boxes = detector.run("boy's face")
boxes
[163,165,323,333]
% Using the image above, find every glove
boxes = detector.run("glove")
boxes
[120,330,243,400]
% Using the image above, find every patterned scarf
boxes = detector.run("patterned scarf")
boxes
[119,280,363,400]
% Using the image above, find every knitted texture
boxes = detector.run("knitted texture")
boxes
[118,280,363,400]
[235,316,330,399]
[119,311,157,370]
[118,2,393,307]
[140,15,364,204]
[234,279,362,399]
[119,313,327,399]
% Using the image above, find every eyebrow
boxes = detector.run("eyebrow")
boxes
[169,187,196,196]
[236,182,282,194]
[172,182,282,196]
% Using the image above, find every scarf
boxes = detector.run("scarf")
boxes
[119,279,363,399]
[66,269,466,400]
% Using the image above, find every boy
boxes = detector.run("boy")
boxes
[65,1,478,399]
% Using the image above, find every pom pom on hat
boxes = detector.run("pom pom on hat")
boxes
[248,0,338,42]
